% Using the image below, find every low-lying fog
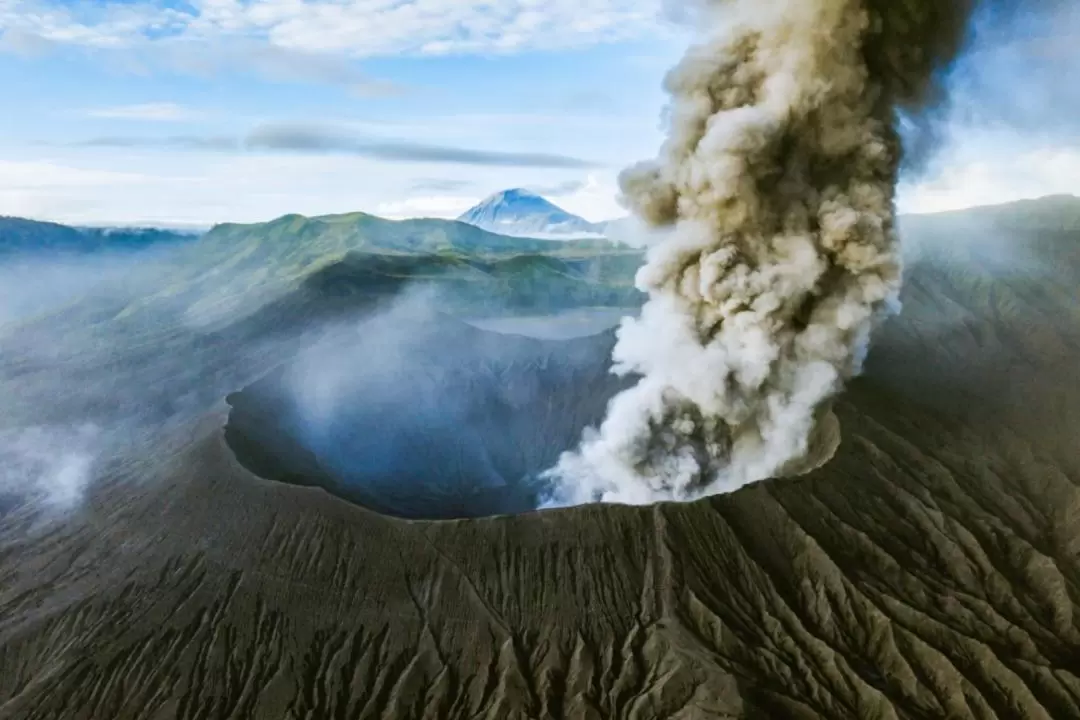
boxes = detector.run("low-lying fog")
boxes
[0,250,174,332]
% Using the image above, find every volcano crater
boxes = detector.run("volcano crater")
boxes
[224,314,631,520]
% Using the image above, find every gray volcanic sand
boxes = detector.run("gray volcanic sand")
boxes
[3,239,1080,718]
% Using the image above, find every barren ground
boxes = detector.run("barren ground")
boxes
[2,217,1080,718]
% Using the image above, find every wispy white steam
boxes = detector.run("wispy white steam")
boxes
[0,425,100,510]
[545,0,975,505]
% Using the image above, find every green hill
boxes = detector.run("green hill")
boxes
[204,211,618,260]
[0,216,197,256]
[86,212,644,332]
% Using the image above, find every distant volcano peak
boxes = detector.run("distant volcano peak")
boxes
[458,188,606,239]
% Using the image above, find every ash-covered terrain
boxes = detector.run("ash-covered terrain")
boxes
[1,196,1080,718]
[3,0,1080,712]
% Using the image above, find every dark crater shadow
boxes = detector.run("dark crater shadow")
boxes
[224,309,631,520]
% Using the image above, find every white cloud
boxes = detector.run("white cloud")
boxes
[552,172,624,221]
[0,158,177,222]
[898,139,1080,215]
[85,102,203,122]
[376,195,480,219]
[0,159,148,189]
[154,39,403,95]
[0,0,664,59]
[0,0,186,50]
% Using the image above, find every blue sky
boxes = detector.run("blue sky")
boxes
[0,0,1077,227]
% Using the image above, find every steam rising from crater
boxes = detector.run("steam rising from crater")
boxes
[545,0,976,505]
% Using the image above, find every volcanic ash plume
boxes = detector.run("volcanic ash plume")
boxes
[545,0,975,505]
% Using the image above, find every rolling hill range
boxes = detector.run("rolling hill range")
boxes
[0,216,198,256]
[1,196,1080,718]
[206,210,616,257]
[0,209,643,353]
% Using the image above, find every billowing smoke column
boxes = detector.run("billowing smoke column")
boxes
[545,0,976,505]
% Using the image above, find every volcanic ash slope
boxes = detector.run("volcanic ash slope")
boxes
[2,205,1080,718]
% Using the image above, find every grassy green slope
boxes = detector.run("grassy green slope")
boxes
[204,212,617,260]
[0,211,645,380]
[99,212,643,331]
[0,217,195,255]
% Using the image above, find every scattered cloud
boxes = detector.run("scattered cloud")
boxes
[0,28,57,56]
[85,102,204,122]
[409,178,473,193]
[156,39,406,95]
[0,0,663,60]
[79,135,239,151]
[246,123,600,168]
[77,123,601,169]
[525,179,586,197]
